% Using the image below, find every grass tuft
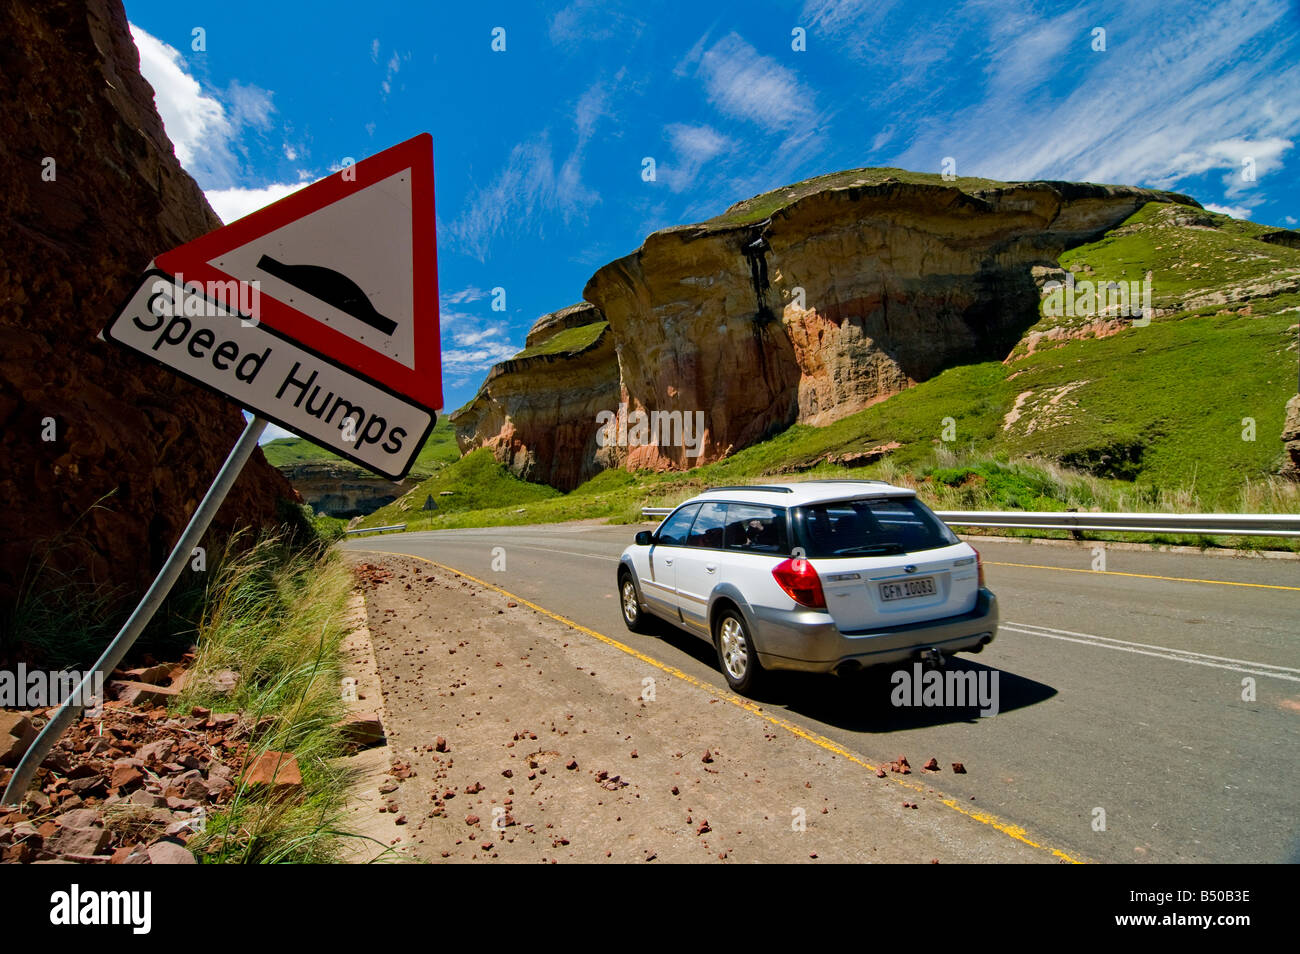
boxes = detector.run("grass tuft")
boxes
[178,533,360,863]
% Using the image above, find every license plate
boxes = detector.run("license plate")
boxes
[879,577,936,601]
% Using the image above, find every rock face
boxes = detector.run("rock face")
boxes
[0,0,296,622]
[283,462,412,517]
[456,172,1196,489]
[1282,394,1300,480]
[523,302,603,348]
[452,310,619,490]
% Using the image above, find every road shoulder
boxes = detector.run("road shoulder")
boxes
[345,553,1062,863]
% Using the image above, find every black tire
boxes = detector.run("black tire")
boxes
[619,571,652,633]
[714,606,765,695]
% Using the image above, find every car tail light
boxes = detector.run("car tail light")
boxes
[772,557,826,609]
[972,546,984,587]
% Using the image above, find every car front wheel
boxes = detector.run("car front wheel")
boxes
[715,608,764,695]
[619,572,652,633]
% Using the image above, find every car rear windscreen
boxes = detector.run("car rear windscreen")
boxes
[794,497,958,558]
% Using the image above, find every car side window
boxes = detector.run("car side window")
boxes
[686,502,727,549]
[655,504,701,546]
[724,505,788,554]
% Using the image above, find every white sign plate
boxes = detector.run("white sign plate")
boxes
[104,270,432,480]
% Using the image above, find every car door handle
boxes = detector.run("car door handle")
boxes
[705,564,717,573]
[664,558,673,566]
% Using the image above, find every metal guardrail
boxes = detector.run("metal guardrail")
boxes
[936,511,1300,537]
[638,507,1300,537]
[344,523,407,535]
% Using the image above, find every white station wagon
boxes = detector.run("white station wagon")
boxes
[617,481,998,694]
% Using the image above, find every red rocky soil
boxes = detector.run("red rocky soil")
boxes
[0,655,300,864]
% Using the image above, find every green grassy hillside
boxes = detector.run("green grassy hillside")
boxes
[261,414,461,480]
[365,448,561,520]
[512,320,608,360]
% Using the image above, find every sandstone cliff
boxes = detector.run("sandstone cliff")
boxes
[524,302,604,348]
[0,0,297,621]
[455,169,1197,490]
[284,462,411,518]
[452,314,619,490]
[1283,394,1300,480]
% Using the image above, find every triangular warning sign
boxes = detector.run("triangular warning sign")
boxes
[156,132,442,412]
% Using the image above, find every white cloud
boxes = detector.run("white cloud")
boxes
[981,10,1084,99]
[225,80,275,130]
[669,123,732,162]
[440,339,520,375]
[1203,203,1254,219]
[447,138,564,259]
[890,0,1300,209]
[452,326,505,347]
[801,0,884,36]
[381,49,404,97]
[131,23,285,193]
[131,24,232,180]
[666,30,829,205]
[370,38,380,63]
[1158,137,1294,198]
[435,288,517,373]
[442,286,488,306]
[203,181,305,223]
[683,32,818,134]
[255,421,298,444]
[447,74,614,259]
[549,0,644,53]
[799,0,902,62]
[870,125,896,154]
[662,123,734,192]
[574,77,614,146]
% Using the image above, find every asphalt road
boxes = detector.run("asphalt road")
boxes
[344,524,1299,864]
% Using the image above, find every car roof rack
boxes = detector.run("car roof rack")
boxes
[795,478,892,484]
[705,484,795,494]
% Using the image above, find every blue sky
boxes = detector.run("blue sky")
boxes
[123,0,1300,439]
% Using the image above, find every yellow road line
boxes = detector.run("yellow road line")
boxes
[988,561,1300,591]
[351,547,1086,864]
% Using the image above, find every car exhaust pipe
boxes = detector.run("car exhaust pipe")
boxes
[919,647,945,670]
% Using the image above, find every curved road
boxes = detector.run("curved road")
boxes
[345,524,1299,864]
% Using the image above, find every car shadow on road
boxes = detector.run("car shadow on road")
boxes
[647,618,727,670]
[644,619,1056,733]
[761,659,1057,733]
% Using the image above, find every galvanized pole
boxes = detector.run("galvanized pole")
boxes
[2,415,269,806]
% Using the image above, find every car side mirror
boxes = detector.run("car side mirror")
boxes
[635,531,654,546]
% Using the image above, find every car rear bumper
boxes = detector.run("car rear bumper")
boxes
[752,588,999,674]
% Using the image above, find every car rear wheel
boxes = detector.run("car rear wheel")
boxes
[715,609,764,695]
[619,572,652,633]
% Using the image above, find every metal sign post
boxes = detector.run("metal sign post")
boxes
[2,415,268,806]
